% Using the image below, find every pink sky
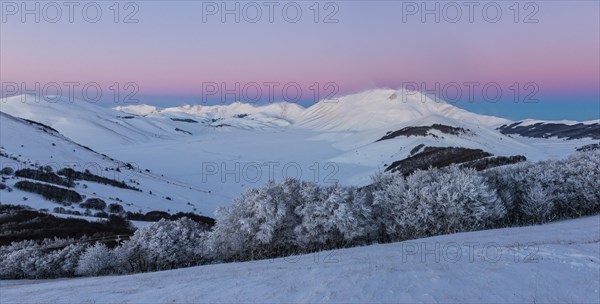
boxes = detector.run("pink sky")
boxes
[1,1,598,107]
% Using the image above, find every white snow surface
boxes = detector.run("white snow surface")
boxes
[0,111,224,216]
[1,90,598,216]
[1,215,598,303]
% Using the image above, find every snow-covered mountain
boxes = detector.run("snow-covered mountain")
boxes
[1,89,597,216]
[1,95,304,147]
[296,89,509,131]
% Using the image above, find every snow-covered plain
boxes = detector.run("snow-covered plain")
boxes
[1,89,598,216]
[1,215,598,303]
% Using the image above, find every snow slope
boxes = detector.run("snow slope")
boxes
[0,95,182,146]
[0,112,226,216]
[2,215,598,303]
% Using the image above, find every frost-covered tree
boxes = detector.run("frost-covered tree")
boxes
[0,239,87,279]
[484,150,600,223]
[76,243,116,276]
[294,184,372,249]
[206,193,256,261]
[37,241,87,278]
[209,178,378,260]
[294,184,341,248]
[555,151,600,216]
[372,173,413,240]
[123,217,208,272]
[374,166,505,240]
[521,183,553,223]
[208,179,306,260]
[347,188,377,243]
[0,240,43,279]
[483,164,524,224]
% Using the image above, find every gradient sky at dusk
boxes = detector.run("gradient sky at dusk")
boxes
[1,1,599,120]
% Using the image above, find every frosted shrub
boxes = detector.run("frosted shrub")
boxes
[374,166,505,240]
[208,179,305,261]
[485,150,600,223]
[76,243,116,276]
[521,184,554,223]
[0,239,87,279]
[294,185,373,250]
[556,151,600,216]
[123,217,208,272]
[0,241,43,279]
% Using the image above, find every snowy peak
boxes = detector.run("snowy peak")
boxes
[114,104,160,116]
[296,89,510,131]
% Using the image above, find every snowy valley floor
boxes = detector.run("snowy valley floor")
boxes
[1,216,599,303]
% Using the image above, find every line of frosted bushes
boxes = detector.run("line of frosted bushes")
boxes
[1,150,598,279]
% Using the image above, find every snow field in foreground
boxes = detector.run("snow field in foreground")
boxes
[1,215,598,303]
